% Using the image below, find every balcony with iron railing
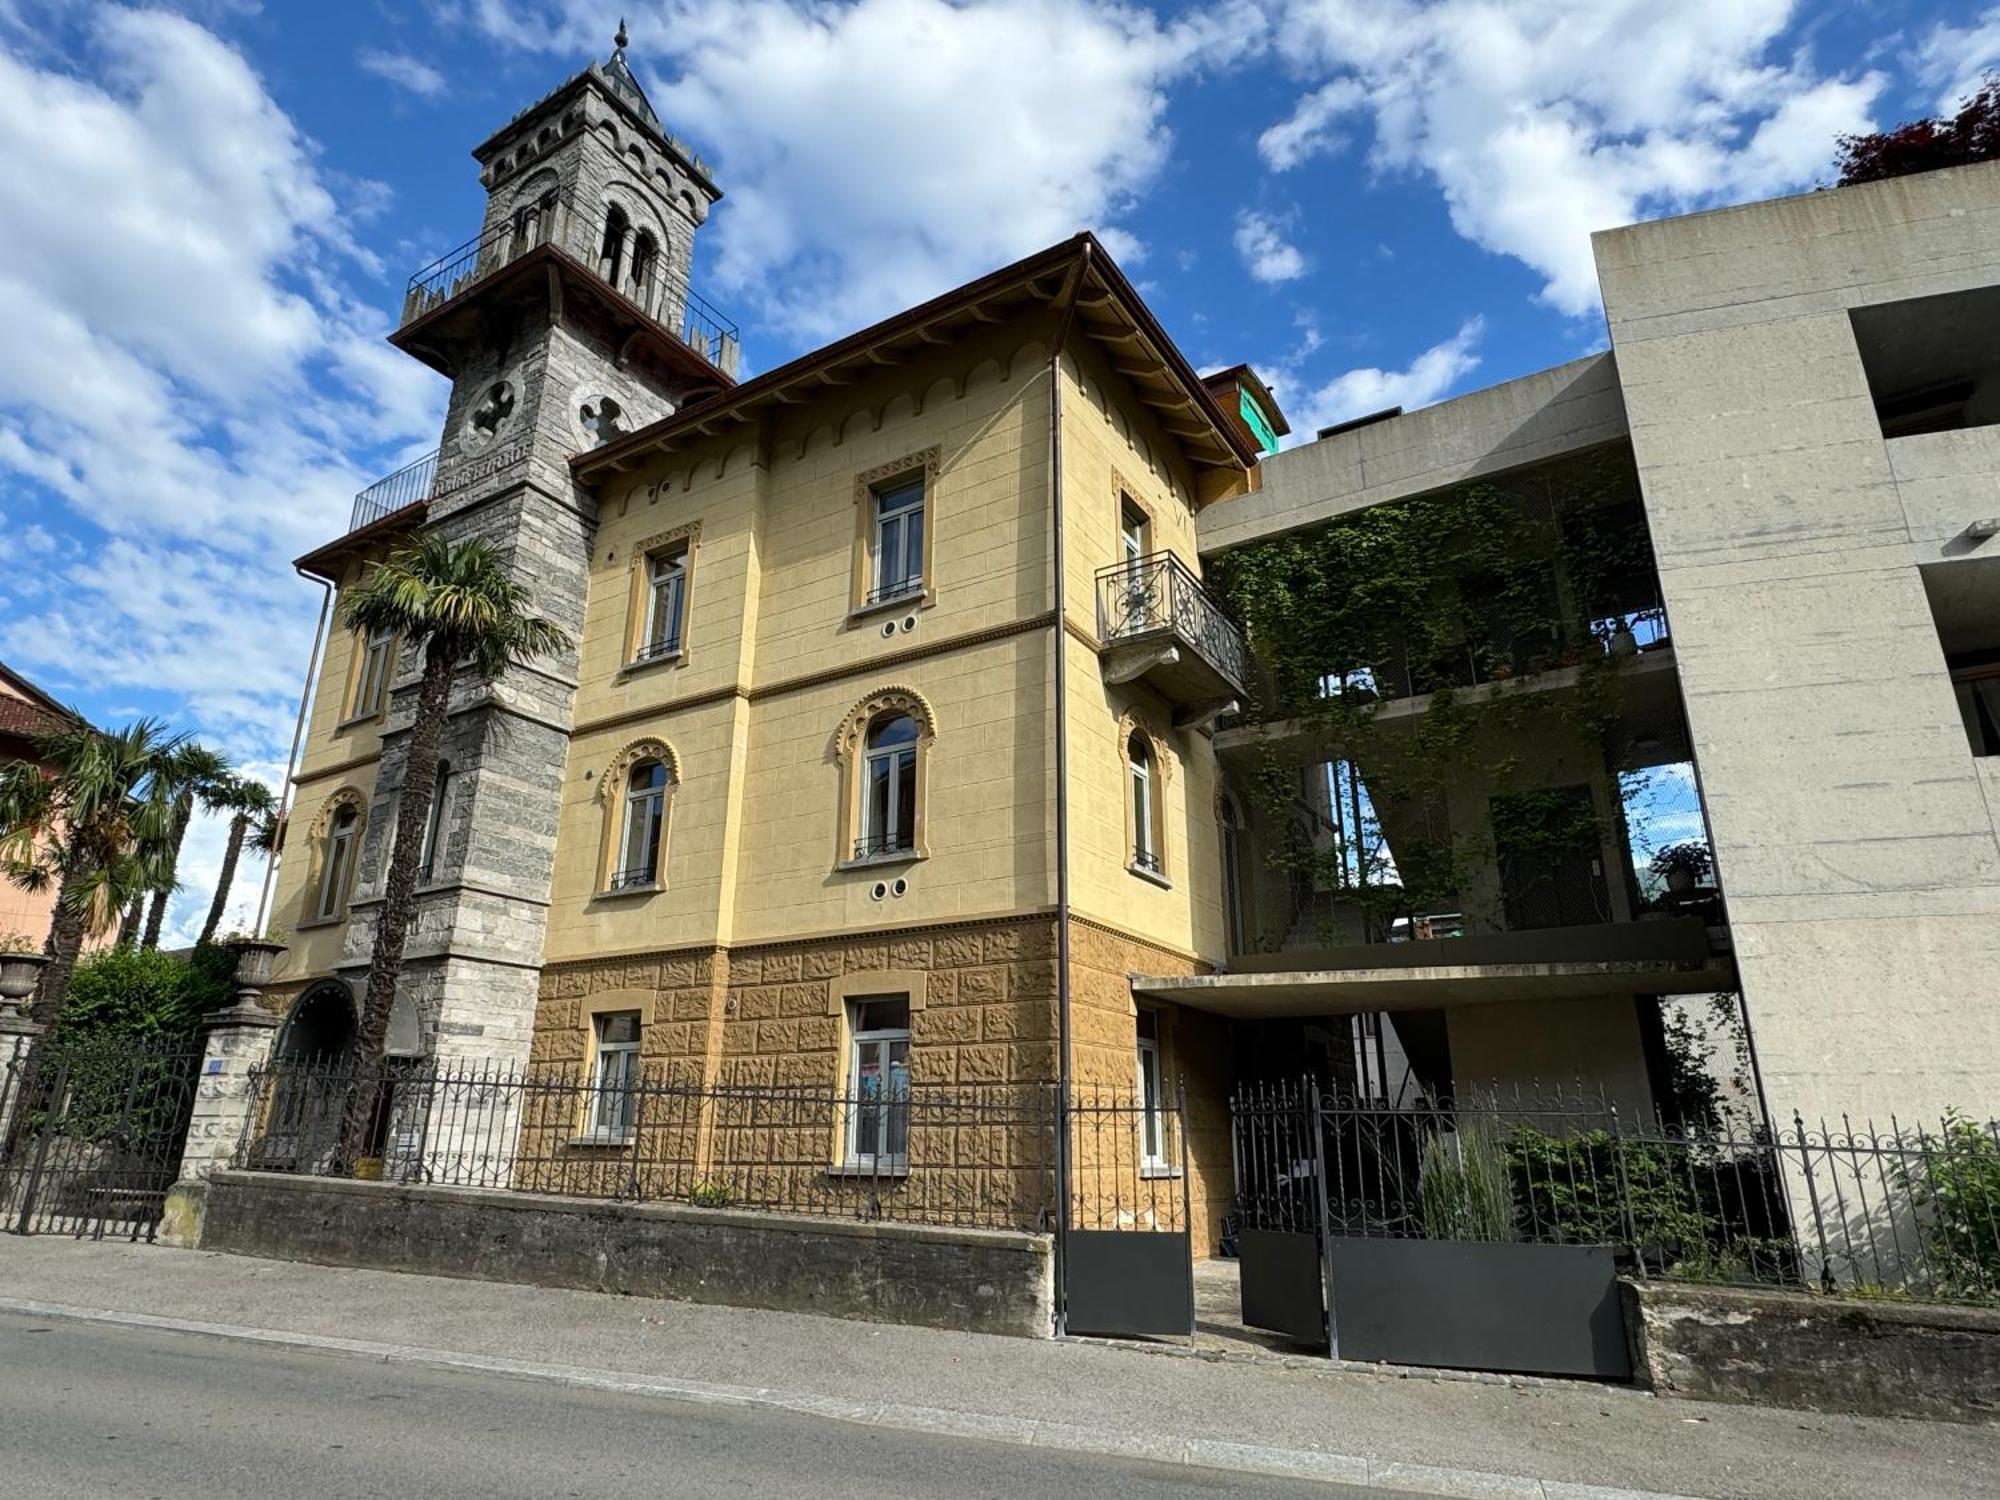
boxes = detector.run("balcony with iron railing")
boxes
[398,191,740,376]
[348,448,439,535]
[1094,551,1250,722]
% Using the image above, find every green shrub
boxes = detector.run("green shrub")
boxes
[1901,1111,2000,1299]
[688,1180,734,1208]
[60,944,234,1042]
[1505,1128,1707,1253]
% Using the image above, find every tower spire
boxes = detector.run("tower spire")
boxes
[613,18,629,58]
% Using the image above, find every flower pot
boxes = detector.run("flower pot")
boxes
[0,952,48,1005]
[1608,627,1639,658]
[1666,867,1696,894]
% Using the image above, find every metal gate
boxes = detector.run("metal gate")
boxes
[0,1035,202,1240]
[1061,1085,1194,1338]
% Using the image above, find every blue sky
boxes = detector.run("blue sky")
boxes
[0,0,1992,940]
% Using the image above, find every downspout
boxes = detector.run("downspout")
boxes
[1047,241,1091,1336]
[255,570,334,937]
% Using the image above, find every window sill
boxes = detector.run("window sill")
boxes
[618,649,686,679]
[827,1162,910,1180]
[593,883,662,902]
[1139,1164,1182,1181]
[848,587,930,623]
[1128,863,1173,891]
[292,914,345,931]
[568,1132,636,1149]
[837,849,925,873]
[333,711,385,734]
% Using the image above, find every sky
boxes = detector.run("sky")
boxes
[0,0,1990,945]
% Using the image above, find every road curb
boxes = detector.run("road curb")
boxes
[0,1296,1706,1500]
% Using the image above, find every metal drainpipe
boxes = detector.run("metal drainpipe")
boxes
[1047,240,1091,1337]
[254,570,334,937]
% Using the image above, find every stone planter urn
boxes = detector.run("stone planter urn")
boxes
[0,949,48,1016]
[220,937,288,1016]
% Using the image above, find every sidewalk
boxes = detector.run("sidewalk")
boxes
[1,1238,1992,1499]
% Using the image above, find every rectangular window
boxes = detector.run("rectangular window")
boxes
[419,761,452,880]
[1953,666,2000,757]
[352,626,393,720]
[845,995,911,1171]
[1921,563,2000,758]
[1120,499,1149,568]
[316,809,357,921]
[868,475,926,606]
[1136,1009,1169,1172]
[636,544,688,663]
[590,1011,642,1137]
[1850,286,2000,439]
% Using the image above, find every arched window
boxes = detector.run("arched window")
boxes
[1128,732,1160,876]
[613,758,669,890]
[859,714,920,859]
[315,804,359,921]
[628,230,659,308]
[598,202,630,286]
[1220,794,1246,954]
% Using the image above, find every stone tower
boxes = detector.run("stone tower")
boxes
[341,28,733,1066]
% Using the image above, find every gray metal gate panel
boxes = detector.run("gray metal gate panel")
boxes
[1327,1236,1630,1378]
[1065,1229,1195,1337]
[1238,1228,1325,1343]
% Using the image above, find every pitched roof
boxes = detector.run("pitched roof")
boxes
[573,233,1260,487]
[0,660,81,745]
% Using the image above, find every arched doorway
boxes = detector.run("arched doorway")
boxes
[277,979,358,1064]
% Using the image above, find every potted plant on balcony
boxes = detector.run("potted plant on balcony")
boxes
[0,932,48,1020]
[1649,840,1714,895]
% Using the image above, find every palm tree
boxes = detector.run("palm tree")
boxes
[142,742,233,950]
[197,775,278,947]
[0,718,186,1035]
[336,535,566,1156]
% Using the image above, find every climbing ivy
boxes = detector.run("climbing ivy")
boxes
[1210,448,1655,944]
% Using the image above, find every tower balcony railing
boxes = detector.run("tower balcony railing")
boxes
[398,191,740,376]
[1094,551,1251,719]
[349,448,439,534]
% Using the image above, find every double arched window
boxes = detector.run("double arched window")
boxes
[629,230,659,306]
[837,689,936,866]
[598,740,678,895]
[599,203,631,286]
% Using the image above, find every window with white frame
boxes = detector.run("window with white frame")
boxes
[857,713,919,859]
[1128,732,1160,876]
[845,996,911,1170]
[590,1011,642,1136]
[867,474,926,606]
[1120,498,1149,569]
[315,805,358,921]
[635,544,687,662]
[611,759,669,890]
[1136,1008,1169,1172]
[419,760,453,881]
[351,626,394,720]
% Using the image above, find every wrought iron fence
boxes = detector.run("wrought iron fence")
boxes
[349,448,439,535]
[0,1034,203,1240]
[237,1056,1056,1233]
[398,192,739,375]
[1094,552,1251,695]
[1230,1079,2000,1305]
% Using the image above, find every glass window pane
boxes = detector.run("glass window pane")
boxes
[893,748,916,845]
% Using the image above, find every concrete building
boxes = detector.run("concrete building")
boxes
[260,31,1995,1255]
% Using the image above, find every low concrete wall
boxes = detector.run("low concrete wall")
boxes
[1627,1281,2000,1424]
[198,1171,1053,1339]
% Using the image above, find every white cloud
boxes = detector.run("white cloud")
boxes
[358,47,449,100]
[1233,209,1308,283]
[473,0,1265,342]
[1284,317,1484,438]
[1915,6,2000,116]
[1258,78,1364,171]
[1265,0,1883,315]
[0,8,447,941]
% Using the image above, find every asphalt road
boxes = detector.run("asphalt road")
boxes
[0,1310,1397,1498]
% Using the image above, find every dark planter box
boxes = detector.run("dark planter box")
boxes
[1238,1228,1326,1344]
[1328,1236,1630,1379]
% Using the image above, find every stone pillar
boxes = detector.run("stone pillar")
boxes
[159,941,285,1248]
[0,954,47,1157]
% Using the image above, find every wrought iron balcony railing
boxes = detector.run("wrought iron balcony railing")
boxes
[1094,551,1251,701]
[398,191,739,376]
[853,831,916,861]
[349,448,438,534]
